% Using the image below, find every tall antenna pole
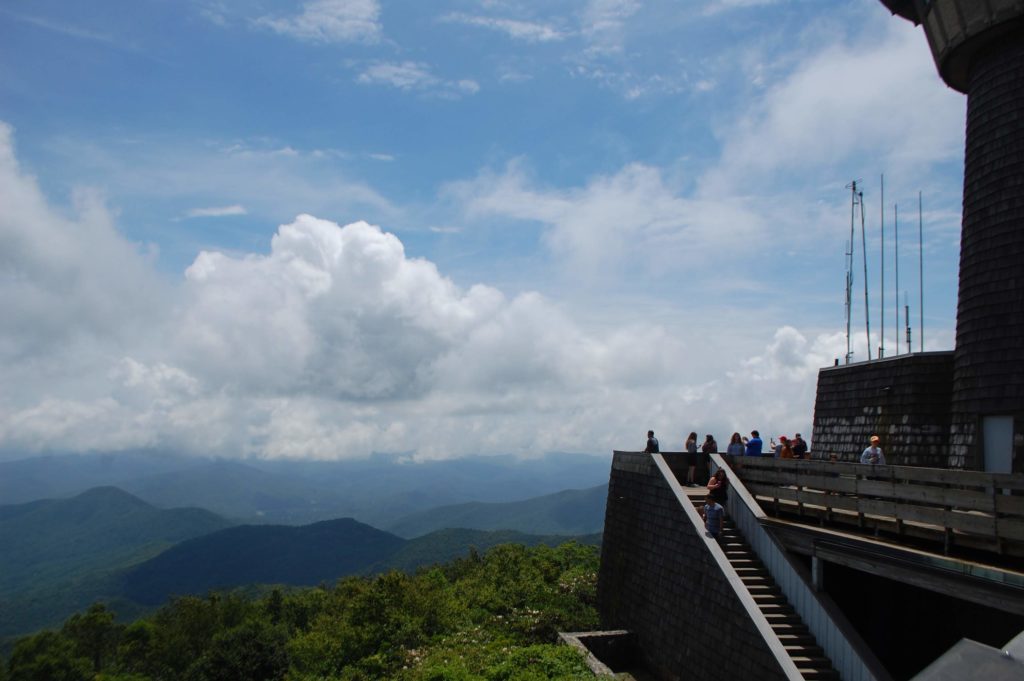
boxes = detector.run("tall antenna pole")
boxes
[880,174,885,358]
[860,188,872,360]
[894,203,900,355]
[845,181,857,363]
[919,191,924,352]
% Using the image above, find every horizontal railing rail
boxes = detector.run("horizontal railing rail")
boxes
[729,456,1024,546]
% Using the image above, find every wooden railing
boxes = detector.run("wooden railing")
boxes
[729,456,1024,553]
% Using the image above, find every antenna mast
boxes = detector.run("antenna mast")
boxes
[880,174,885,358]
[859,186,872,360]
[894,203,900,355]
[918,192,924,352]
[845,182,856,364]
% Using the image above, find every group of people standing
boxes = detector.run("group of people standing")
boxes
[645,429,808,461]
[642,429,886,542]
[644,429,730,540]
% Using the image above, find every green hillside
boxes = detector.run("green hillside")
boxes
[120,518,406,605]
[0,485,603,645]
[0,487,231,640]
[4,542,601,680]
[0,487,230,594]
[386,484,609,538]
[382,527,602,572]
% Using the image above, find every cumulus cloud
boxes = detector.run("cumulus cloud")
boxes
[0,123,167,364]
[256,0,381,44]
[0,118,826,460]
[5,127,745,459]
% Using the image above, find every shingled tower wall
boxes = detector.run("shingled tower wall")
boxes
[875,1,1024,469]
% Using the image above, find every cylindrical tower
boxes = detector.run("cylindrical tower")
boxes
[880,0,1024,470]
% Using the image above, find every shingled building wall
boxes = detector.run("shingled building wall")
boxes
[811,352,955,467]
[950,34,1024,470]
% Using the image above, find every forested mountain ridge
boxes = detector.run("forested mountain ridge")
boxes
[121,518,406,605]
[0,487,233,641]
[0,487,230,595]
[0,486,602,648]
[3,542,601,680]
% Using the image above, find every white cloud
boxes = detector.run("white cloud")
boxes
[447,160,766,279]
[0,121,824,459]
[356,61,479,97]
[0,123,168,365]
[700,20,962,196]
[703,0,783,15]
[256,0,381,44]
[185,204,247,218]
[357,61,434,90]
[441,13,567,43]
[580,0,641,54]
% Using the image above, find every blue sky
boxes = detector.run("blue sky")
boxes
[0,1,967,460]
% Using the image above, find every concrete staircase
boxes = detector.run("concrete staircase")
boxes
[695,496,840,680]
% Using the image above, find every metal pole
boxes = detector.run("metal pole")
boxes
[860,190,871,360]
[919,191,924,352]
[846,181,856,363]
[894,203,900,355]
[880,174,885,358]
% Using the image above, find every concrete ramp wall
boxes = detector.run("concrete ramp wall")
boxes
[597,451,794,681]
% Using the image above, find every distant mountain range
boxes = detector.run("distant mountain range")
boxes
[0,451,612,527]
[0,482,606,642]
[386,484,608,538]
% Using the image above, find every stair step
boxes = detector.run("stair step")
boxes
[757,603,790,613]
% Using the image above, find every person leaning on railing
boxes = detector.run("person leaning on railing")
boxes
[860,435,886,465]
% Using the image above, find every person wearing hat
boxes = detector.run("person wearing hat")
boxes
[778,436,795,459]
[860,435,886,465]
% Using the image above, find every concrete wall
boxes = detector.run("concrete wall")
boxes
[811,352,955,468]
[597,451,788,681]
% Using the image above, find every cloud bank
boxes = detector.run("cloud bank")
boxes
[0,123,837,461]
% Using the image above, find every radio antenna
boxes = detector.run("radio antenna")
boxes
[859,186,871,360]
[880,174,885,358]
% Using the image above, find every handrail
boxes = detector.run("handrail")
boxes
[649,454,805,681]
[731,456,1024,546]
[711,452,891,681]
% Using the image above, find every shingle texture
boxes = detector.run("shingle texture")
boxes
[951,32,1024,468]
[812,353,955,467]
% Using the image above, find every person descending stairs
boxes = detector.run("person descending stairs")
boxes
[692,494,840,680]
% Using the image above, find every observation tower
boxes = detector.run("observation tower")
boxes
[880,0,1024,469]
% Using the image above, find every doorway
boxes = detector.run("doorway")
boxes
[982,415,1013,474]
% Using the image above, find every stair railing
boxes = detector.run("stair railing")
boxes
[651,453,806,681]
[711,452,891,681]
